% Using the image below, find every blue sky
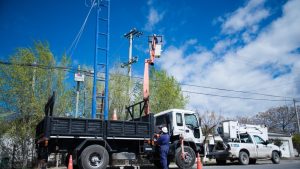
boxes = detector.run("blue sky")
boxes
[1,0,300,117]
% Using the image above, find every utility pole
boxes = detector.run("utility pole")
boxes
[294,99,300,133]
[75,65,84,118]
[123,28,142,104]
[123,28,142,80]
[83,87,86,117]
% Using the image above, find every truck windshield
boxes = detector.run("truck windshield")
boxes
[184,114,199,128]
[253,135,265,144]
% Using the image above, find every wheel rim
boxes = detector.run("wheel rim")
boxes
[88,152,103,168]
[242,153,248,163]
[183,152,193,164]
[274,152,279,162]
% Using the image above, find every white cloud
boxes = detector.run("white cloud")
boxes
[220,0,269,34]
[143,1,165,32]
[158,0,300,117]
[212,39,237,54]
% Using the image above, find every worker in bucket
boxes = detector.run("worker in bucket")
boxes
[157,127,170,169]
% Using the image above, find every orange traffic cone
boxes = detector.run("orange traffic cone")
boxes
[197,153,202,169]
[112,109,118,120]
[68,155,73,169]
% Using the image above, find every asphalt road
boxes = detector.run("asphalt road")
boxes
[179,159,300,169]
[50,159,300,169]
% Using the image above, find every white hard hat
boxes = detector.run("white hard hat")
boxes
[162,127,168,133]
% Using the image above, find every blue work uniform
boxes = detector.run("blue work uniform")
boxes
[157,133,170,169]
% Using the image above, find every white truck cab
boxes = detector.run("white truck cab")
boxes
[154,109,204,169]
[154,109,204,144]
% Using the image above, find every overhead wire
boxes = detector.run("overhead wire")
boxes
[181,90,293,102]
[119,74,295,99]
[67,0,96,58]
[118,74,297,101]
[0,60,298,102]
[179,83,294,99]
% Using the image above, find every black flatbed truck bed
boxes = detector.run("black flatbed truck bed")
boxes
[35,94,156,169]
[36,115,154,141]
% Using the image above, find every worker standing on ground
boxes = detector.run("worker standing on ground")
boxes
[157,127,170,169]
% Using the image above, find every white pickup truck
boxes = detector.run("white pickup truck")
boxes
[207,120,281,165]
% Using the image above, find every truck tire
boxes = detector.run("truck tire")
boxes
[249,158,256,164]
[175,146,196,169]
[238,151,249,165]
[216,159,226,165]
[80,145,109,169]
[271,151,280,164]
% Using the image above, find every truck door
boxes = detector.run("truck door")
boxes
[173,112,185,136]
[183,113,201,143]
[239,133,257,158]
[253,135,271,158]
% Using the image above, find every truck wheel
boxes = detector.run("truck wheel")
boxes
[175,146,196,169]
[238,151,249,165]
[271,151,280,164]
[249,158,256,164]
[80,145,109,169]
[216,159,226,165]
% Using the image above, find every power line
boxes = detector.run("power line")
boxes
[1,60,298,101]
[179,83,294,99]
[182,90,293,102]
[67,0,96,58]
[123,75,296,99]
[0,60,117,80]
[124,75,297,101]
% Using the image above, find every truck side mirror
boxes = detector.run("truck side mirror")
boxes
[264,140,269,145]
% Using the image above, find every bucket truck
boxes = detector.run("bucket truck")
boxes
[206,120,282,165]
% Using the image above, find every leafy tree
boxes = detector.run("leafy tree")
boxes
[293,134,300,156]
[106,65,187,118]
[54,54,73,116]
[108,63,144,119]
[109,66,131,119]
[75,63,134,120]
[272,138,283,147]
[149,69,187,113]
[0,42,72,168]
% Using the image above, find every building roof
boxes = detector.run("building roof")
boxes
[268,132,291,137]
